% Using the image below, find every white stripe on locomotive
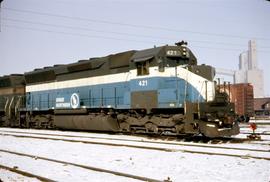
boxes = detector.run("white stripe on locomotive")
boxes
[26,66,215,101]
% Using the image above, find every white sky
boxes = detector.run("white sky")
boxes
[0,0,269,95]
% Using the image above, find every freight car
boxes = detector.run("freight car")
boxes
[0,42,239,137]
[220,83,254,122]
[0,74,25,127]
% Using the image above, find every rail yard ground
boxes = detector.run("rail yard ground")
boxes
[0,120,270,182]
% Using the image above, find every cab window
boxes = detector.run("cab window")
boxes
[136,61,149,76]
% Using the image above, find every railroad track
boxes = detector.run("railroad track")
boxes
[2,128,270,144]
[0,129,270,161]
[0,164,55,182]
[0,128,262,144]
[0,149,165,182]
[240,132,270,136]
[0,129,268,151]
[239,123,270,127]
[240,122,270,126]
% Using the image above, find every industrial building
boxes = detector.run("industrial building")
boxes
[254,97,270,118]
[234,40,264,98]
[216,40,267,118]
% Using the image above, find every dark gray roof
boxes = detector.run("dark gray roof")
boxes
[0,74,25,88]
[130,46,163,61]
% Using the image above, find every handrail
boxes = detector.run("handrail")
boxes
[8,96,15,119]
[4,97,9,114]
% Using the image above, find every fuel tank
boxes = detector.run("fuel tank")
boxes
[54,114,120,131]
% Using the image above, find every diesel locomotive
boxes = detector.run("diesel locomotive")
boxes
[0,42,239,137]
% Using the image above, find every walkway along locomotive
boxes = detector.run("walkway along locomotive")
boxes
[0,42,239,137]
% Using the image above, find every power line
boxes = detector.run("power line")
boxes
[3,17,270,50]
[3,24,162,45]
[1,18,246,46]
[3,7,270,41]
[0,0,3,32]
[3,17,169,40]
[3,24,270,54]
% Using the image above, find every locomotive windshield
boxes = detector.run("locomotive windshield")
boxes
[165,46,190,67]
[166,57,189,67]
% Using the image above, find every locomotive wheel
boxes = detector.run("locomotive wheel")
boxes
[25,113,31,128]
[145,122,158,133]
[175,124,184,134]
[119,122,130,132]
[0,116,7,126]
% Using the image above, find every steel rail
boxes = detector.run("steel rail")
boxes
[1,131,270,161]
[0,149,164,182]
[0,129,269,153]
[240,132,270,136]
[0,164,56,182]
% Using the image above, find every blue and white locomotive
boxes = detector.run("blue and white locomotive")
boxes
[1,42,239,137]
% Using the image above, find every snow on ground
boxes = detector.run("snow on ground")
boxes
[239,122,270,138]
[0,130,269,159]
[0,127,269,153]
[249,119,270,124]
[0,122,270,182]
[0,168,41,182]
[0,151,140,182]
[0,137,269,181]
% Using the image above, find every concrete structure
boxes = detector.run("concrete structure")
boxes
[215,68,236,85]
[235,40,264,98]
[234,69,246,83]
[248,40,257,69]
[239,51,248,71]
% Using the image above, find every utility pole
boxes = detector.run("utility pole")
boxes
[0,0,3,32]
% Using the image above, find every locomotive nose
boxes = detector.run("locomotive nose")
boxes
[199,121,240,138]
